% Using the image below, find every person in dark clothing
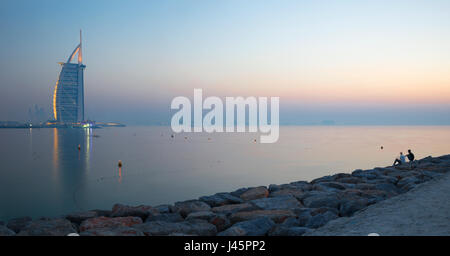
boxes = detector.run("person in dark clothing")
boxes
[406,149,415,169]
[406,149,415,162]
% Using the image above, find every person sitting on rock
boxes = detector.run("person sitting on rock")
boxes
[393,152,406,166]
[406,149,415,168]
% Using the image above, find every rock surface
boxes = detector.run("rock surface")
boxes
[218,217,275,236]
[79,216,143,232]
[173,200,211,217]
[240,186,269,201]
[306,169,450,235]
[7,216,32,233]
[133,220,217,236]
[80,226,145,236]
[0,225,16,236]
[17,218,76,236]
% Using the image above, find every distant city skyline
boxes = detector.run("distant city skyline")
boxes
[1,0,450,125]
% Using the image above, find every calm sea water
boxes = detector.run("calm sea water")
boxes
[0,126,449,221]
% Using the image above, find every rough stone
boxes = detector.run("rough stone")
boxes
[302,192,340,209]
[185,211,216,222]
[250,195,303,210]
[66,211,98,225]
[209,214,231,232]
[79,216,143,232]
[339,197,369,217]
[218,217,275,236]
[0,225,15,236]
[173,200,211,217]
[111,204,157,220]
[230,209,296,224]
[6,216,32,233]
[269,188,304,198]
[305,211,338,229]
[133,220,217,236]
[153,204,172,214]
[80,226,144,236]
[211,203,257,215]
[146,213,184,223]
[269,226,311,236]
[240,186,269,201]
[199,193,244,207]
[17,218,76,236]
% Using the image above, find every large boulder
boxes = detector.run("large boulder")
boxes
[250,195,303,210]
[17,218,77,236]
[335,177,363,184]
[79,216,143,232]
[269,226,311,236]
[91,209,112,217]
[269,188,304,198]
[338,197,368,217]
[80,226,144,236]
[209,214,231,232]
[312,182,349,192]
[305,211,338,229]
[374,183,400,195]
[311,175,334,184]
[185,211,216,222]
[153,204,172,214]
[211,203,257,216]
[173,200,211,217]
[133,220,217,236]
[146,213,184,223]
[397,176,422,191]
[293,209,313,227]
[66,211,98,225]
[218,217,275,236]
[199,193,243,207]
[0,225,15,236]
[240,186,269,201]
[111,204,157,220]
[229,209,296,224]
[302,192,340,209]
[6,216,32,233]
[230,187,251,197]
[269,181,311,192]
[352,169,378,180]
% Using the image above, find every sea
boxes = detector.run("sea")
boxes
[0,125,449,221]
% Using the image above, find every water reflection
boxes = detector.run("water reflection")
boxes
[51,128,92,211]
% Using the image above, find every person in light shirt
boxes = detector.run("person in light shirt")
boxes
[393,152,406,166]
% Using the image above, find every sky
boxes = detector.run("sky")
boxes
[1,0,450,125]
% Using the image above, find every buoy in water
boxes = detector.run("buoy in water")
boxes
[77,145,81,150]
[118,160,123,167]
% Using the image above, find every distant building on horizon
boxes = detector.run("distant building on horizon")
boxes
[52,30,85,123]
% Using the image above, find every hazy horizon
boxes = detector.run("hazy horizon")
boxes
[1,0,450,125]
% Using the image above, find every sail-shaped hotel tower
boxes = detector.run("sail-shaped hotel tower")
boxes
[53,31,85,124]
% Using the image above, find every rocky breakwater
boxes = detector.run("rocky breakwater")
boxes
[1,154,450,236]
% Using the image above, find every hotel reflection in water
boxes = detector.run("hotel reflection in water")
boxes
[52,128,92,178]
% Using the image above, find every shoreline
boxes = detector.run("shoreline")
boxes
[1,154,449,236]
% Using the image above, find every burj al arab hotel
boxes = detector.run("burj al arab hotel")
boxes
[52,31,85,124]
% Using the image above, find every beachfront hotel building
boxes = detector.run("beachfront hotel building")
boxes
[52,31,85,123]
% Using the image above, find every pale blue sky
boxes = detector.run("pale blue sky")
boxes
[1,0,450,124]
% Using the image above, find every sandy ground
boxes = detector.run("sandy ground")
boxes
[306,172,450,236]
